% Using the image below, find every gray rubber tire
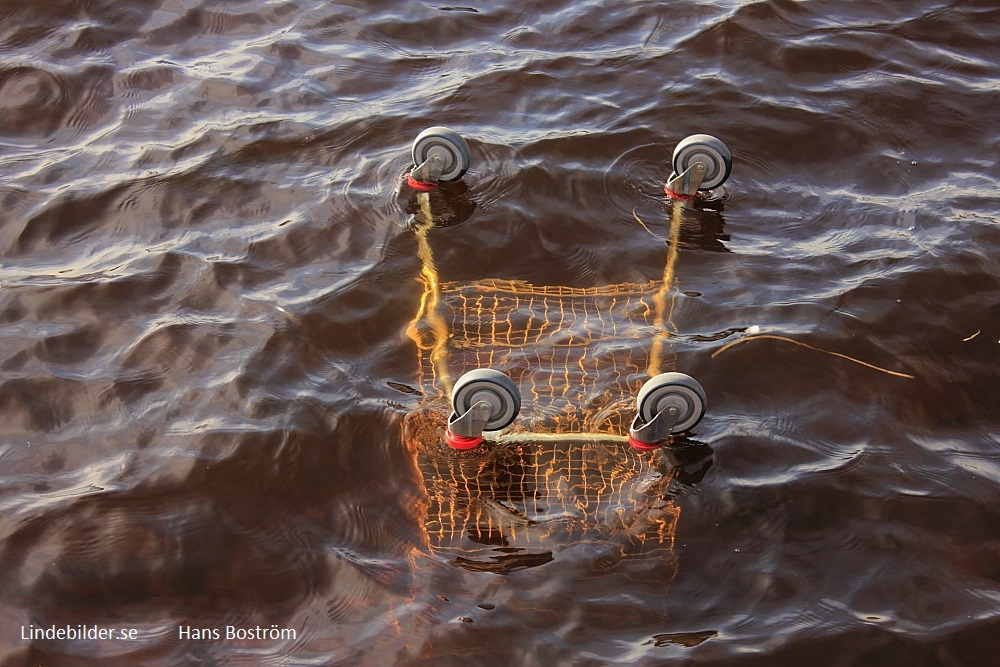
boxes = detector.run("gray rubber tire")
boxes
[411,126,471,182]
[671,134,732,190]
[451,368,521,431]
[636,372,707,433]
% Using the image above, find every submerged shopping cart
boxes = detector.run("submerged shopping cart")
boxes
[400,128,732,569]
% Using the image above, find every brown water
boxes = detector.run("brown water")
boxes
[2,0,1000,665]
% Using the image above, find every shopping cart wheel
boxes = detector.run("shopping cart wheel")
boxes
[671,134,732,190]
[636,372,707,434]
[451,368,521,431]
[411,126,471,182]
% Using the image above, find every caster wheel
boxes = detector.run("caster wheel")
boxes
[636,372,707,433]
[672,134,732,190]
[411,126,471,182]
[451,368,521,431]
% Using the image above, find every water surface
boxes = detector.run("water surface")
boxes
[2,0,1000,665]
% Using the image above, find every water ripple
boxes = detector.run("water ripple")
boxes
[2,0,1000,663]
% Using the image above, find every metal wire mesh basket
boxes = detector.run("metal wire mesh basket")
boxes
[402,213,686,567]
